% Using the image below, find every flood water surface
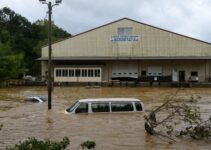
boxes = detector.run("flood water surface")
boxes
[0,87,211,150]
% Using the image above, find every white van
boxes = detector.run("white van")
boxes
[65,98,144,114]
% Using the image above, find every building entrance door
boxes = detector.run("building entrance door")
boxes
[179,71,185,82]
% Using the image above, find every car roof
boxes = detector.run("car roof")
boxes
[78,98,141,103]
[27,96,47,101]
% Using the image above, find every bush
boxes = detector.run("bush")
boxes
[80,141,96,149]
[6,137,70,150]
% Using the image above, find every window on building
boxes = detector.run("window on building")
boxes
[111,102,133,112]
[75,69,81,77]
[118,27,132,36]
[135,102,143,111]
[69,69,75,77]
[94,69,100,77]
[75,103,88,113]
[62,69,68,77]
[56,70,58,77]
[191,72,198,76]
[92,103,109,112]
[56,69,62,77]
[88,69,94,77]
[82,69,87,77]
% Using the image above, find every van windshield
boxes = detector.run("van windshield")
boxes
[66,101,79,112]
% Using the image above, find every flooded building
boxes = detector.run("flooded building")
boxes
[38,18,211,84]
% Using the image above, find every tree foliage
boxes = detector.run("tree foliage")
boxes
[0,43,24,80]
[144,91,211,143]
[0,7,71,80]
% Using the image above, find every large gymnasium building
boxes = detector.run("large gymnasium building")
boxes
[38,18,211,84]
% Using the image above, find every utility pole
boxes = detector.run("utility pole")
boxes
[48,1,52,110]
[39,0,62,109]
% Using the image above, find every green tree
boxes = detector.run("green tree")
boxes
[0,7,71,80]
[0,44,25,81]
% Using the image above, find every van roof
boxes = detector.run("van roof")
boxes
[78,98,141,102]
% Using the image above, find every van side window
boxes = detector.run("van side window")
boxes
[135,102,143,111]
[111,102,133,112]
[75,103,88,113]
[92,103,109,112]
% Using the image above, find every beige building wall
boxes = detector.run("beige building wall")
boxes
[40,18,211,83]
[42,18,211,58]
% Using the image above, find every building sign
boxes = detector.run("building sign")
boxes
[111,36,139,42]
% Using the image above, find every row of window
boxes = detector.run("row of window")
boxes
[75,102,143,113]
[148,73,162,76]
[113,72,138,75]
[113,71,198,76]
[55,69,101,77]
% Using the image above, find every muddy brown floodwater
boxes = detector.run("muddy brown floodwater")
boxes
[0,87,211,150]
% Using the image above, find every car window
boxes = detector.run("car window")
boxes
[75,103,88,113]
[111,102,133,112]
[40,96,47,101]
[32,98,40,103]
[92,103,109,112]
[135,102,143,111]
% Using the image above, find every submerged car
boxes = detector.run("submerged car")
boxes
[25,96,47,103]
[65,98,144,114]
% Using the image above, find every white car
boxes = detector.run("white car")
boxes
[25,96,47,103]
[65,98,144,114]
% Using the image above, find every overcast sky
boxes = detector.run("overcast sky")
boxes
[0,0,211,42]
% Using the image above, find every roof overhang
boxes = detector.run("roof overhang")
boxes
[37,56,211,61]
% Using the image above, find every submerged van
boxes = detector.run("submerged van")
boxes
[65,98,144,114]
